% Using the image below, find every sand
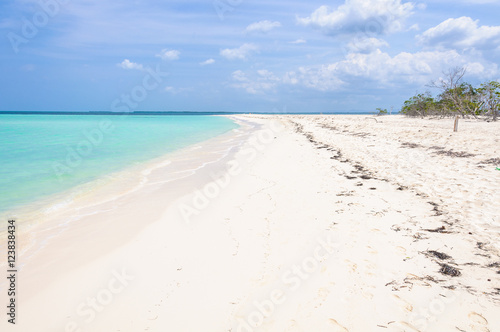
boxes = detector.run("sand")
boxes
[0,114,499,331]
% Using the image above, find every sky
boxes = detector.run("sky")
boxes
[1,0,500,113]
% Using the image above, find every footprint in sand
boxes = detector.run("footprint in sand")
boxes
[313,287,331,308]
[329,318,349,331]
[468,312,490,332]
[343,260,358,272]
[396,246,407,256]
[392,294,413,313]
[366,245,378,254]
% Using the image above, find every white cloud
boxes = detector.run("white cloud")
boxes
[285,67,345,91]
[290,39,307,44]
[118,59,144,70]
[229,47,498,95]
[291,49,496,91]
[200,58,215,66]
[298,0,415,36]
[257,69,279,81]
[417,17,500,50]
[409,23,420,31]
[245,20,282,33]
[156,49,180,61]
[346,37,389,53]
[164,86,190,94]
[220,43,258,60]
[232,70,248,82]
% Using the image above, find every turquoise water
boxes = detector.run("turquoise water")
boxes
[0,115,238,213]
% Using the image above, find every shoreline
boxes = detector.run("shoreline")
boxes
[0,115,257,292]
[0,114,498,331]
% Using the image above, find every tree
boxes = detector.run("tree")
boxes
[478,81,500,121]
[430,67,471,117]
[400,92,436,117]
[376,108,388,116]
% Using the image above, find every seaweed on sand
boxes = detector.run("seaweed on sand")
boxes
[439,264,461,277]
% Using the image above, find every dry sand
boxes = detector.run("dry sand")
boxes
[1,114,499,331]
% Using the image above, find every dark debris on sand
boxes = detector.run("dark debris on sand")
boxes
[424,226,452,234]
[479,157,500,165]
[401,142,422,149]
[428,201,444,216]
[477,242,488,250]
[428,250,451,260]
[433,149,476,158]
[439,264,461,277]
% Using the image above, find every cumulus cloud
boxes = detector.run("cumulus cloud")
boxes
[200,58,215,65]
[245,20,282,33]
[220,43,258,60]
[156,49,180,60]
[118,59,144,70]
[291,49,495,91]
[298,0,415,36]
[417,16,500,50]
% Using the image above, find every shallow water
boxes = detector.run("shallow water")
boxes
[0,114,238,214]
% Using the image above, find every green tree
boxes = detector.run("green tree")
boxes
[478,81,500,121]
[400,92,436,117]
[430,67,480,117]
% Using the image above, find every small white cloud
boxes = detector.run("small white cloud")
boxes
[283,71,299,85]
[257,69,279,81]
[156,49,180,61]
[409,23,420,31]
[347,37,389,53]
[164,86,191,94]
[200,58,215,66]
[220,43,258,60]
[245,20,281,33]
[230,69,279,94]
[118,59,144,70]
[290,39,307,44]
[231,70,248,82]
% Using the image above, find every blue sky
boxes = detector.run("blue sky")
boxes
[1,0,499,113]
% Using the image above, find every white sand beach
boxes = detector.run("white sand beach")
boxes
[1,115,499,331]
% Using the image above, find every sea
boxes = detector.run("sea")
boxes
[0,114,239,214]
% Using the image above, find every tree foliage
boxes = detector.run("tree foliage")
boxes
[399,67,500,121]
